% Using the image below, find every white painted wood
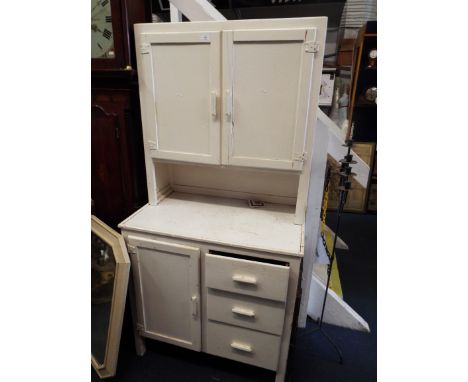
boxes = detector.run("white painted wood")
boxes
[169,3,182,22]
[223,28,317,171]
[91,216,131,378]
[169,163,300,206]
[128,236,202,351]
[169,0,226,22]
[205,253,290,302]
[318,108,370,188]
[297,118,328,327]
[119,193,303,257]
[307,274,370,332]
[207,289,286,335]
[206,321,282,371]
[139,31,222,165]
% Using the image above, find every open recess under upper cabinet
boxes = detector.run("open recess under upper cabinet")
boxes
[136,19,324,173]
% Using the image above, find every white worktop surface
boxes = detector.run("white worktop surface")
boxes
[119,192,303,257]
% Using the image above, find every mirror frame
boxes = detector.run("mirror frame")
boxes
[91,215,130,378]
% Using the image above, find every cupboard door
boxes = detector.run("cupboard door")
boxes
[139,31,221,165]
[128,236,201,351]
[223,28,317,171]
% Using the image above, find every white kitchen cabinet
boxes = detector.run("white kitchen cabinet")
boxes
[222,28,317,171]
[137,24,321,172]
[139,31,222,165]
[124,16,327,382]
[127,235,201,351]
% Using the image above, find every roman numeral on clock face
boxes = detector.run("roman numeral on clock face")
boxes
[103,29,112,40]
[101,0,109,7]
[106,16,112,23]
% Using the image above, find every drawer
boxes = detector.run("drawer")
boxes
[207,289,286,335]
[206,321,281,371]
[205,253,290,302]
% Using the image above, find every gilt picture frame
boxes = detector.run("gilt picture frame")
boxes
[91,215,130,378]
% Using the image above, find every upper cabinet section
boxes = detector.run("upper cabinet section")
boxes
[135,18,326,173]
[139,31,222,164]
[223,28,317,171]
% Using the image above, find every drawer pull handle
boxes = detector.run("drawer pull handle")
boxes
[210,91,217,117]
[232,307,255,317]
[231,342,252,353]
[191,295,198,318]
[232,274,257,285]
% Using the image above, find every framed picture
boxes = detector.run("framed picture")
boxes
[91,216,130,378]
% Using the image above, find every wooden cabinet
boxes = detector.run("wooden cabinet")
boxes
[137,25,321,171]
[92,89,146,228]
[128,236,201,351]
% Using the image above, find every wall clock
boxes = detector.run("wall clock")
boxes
[91,0,130,71]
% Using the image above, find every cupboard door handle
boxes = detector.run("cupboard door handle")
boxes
[232,307,255,318]
[231,342,252,353]
[191,295,198,318]
[225,89,232,118]
[210,91,217,117]
[232,274,257,285]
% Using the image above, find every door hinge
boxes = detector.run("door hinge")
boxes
[305,42,319,53]
[140,43,150,54]
[147,140,157,150]
[127,245,137,254]
[294,152,307,162]
[136,323,144,333]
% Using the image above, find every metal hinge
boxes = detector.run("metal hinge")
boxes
[140,43,150,54]
[128,245,137,254]
[148,140,157,150]
[305,42,319,53]
[294,152,307,162]
[136,323,144,333]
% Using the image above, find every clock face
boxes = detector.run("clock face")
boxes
[91,0,115,59]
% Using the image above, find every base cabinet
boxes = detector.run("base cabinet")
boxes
[122,232,301,381]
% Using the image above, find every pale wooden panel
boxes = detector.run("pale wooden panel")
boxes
[169,163,299,205]
[207,289,286,335]
[120,193,303,257]
[206,321,281,371]
[130,237,201,351]
[224,28,316,172]
[205,253,290,302]
[144,31,221,164]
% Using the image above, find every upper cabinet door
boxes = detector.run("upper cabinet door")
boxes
[139,31,221,164]
[223,28,317,171]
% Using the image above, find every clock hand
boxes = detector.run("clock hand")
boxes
[91,24,103,33]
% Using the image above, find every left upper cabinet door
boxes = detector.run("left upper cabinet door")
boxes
[138,31,221,165]
[128,236,201,351]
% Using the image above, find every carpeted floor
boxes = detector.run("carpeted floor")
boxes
[92,212,376,381]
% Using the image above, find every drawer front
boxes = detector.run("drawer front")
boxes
[205,253,290,302]
[206,321,281,371]
[207,289,286,335]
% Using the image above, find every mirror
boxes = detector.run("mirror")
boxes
[91,216,130,378]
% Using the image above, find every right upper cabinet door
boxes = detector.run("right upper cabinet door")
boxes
[223,28,317,171]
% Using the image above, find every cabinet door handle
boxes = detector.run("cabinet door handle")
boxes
[191,295,198,318]
[231,342,252,353]
[210,91,217,117]
[232,306,255,318]
[232,274,257,285]
[225,89,232,118]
